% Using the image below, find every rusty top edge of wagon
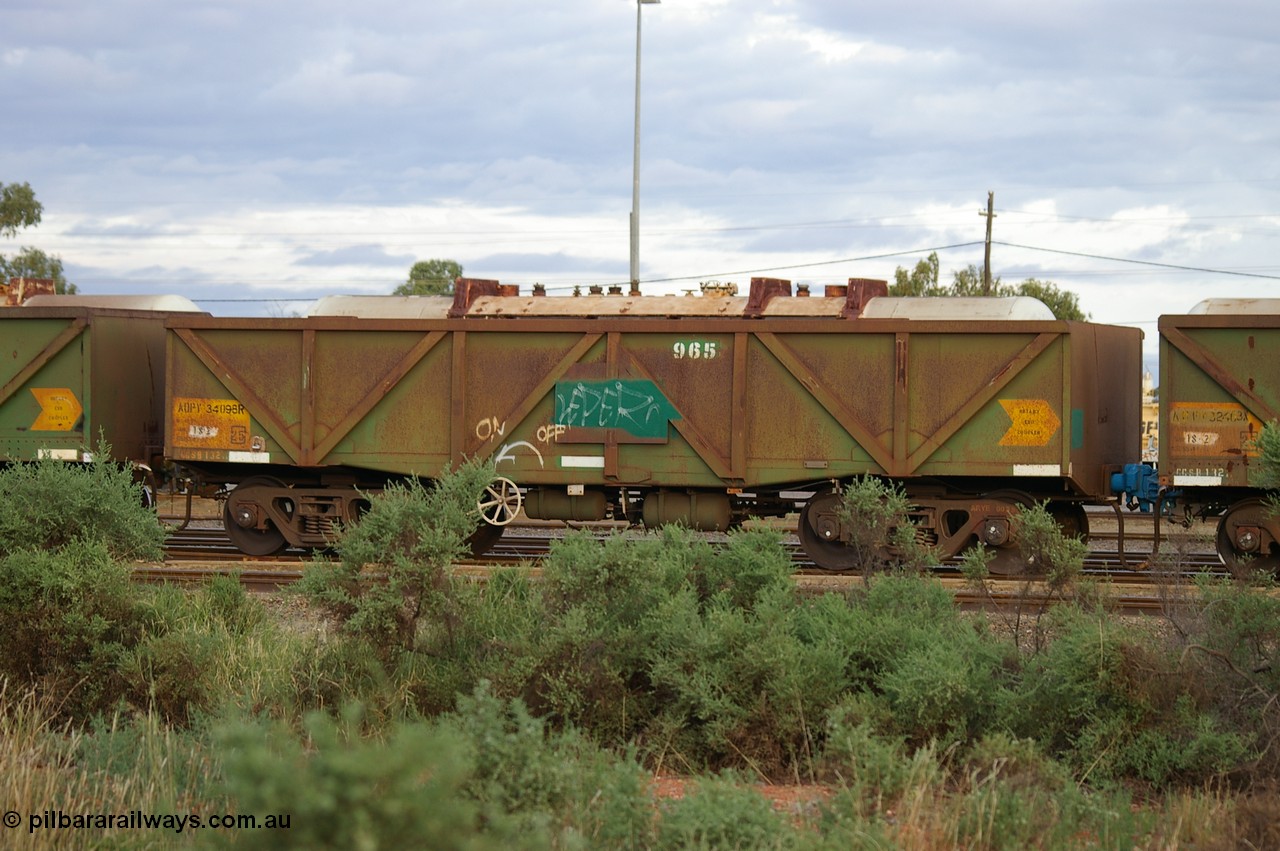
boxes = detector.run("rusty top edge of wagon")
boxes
[305,277,1059,322]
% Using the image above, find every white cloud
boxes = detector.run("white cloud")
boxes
[747,13,911,64]
[0,0,1273,328]
[261,50,415,109]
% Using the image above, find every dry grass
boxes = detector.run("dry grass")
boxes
[0,683,215,850]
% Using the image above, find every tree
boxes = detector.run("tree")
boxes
[889,252,943,296]
[3,247,75,294]
[949,263,989,297]
[1,182,42,237]
[1,182,75,294]
[394,259,463,297]
[889,254,1088,320]
[1012,278,1087,321]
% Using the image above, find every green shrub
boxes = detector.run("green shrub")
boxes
[203,571,267,635]
[1193,574,1280,695]
[655,773,792,851]
[533,526,852,774]
[214,708,490,851]
[527,527,702,736]
[298,459,497,663]
[542,525,696,616]
[119,628,218,725]
[878,636,1010,747]
[0,445,165,559]
[793,575,989,693]
[645,588,844,773]
[0,541,141,718]
[694,527,796,610]
[1254,420,1280,489]
[1014,502,1086,588]
[835,476,934,572]
[446,682,653,847]
[215,687,653,851]
[961,732,1070,793]
[0,541,278,725]
[959,542,995,585]
[402,568,547,716]
[1014,606,1253,786]
[821,704,937,802]
[1107,701,1248,787]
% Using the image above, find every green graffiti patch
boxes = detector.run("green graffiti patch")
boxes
[554,379,681,438]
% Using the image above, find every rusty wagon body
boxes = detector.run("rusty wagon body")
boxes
[1157,298,1280,570]
[164,278,1142,567]
[0,296,203,493]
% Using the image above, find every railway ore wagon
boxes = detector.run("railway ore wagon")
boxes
[1,295,203,496]
[165,278,1142,568]
[1159,299,1280,571]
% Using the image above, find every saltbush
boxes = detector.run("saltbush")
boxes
[0,542,289,724]
[0,447,165,560]
[821,706,939,803]
[298,459,497,663]
[877,636,1009,747]
[527,527,702,737]
[214,687,653,851]
[1015,605,1253,786]
[835,475,935,572]
[446,683,653,847]
[1014,501,1087,587]
[655,773,791,851]
[215,708,489,851]
[0,541,142,718]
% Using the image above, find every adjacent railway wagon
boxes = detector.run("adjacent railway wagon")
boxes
[1158,299,1280,570]
[165,278,1142,569]
[0,295,203,493]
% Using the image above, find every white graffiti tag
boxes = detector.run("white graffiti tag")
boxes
[495,441,545,468]
[555,381,662,431]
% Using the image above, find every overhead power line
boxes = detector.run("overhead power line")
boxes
[635,242,985,286]
[103,240,1279,305]
[993,241,1280,281]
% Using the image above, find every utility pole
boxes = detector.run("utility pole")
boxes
[630,0,661,297]
[979,191,996,295]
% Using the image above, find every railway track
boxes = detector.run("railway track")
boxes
[150,517,1239,615]
[132,561,1219,615]
[163,520,1228,577]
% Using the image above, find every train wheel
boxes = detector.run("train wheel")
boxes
[981,500,1089,575]
[1049,502,1089,541]
[1216,498,1280,575]
[223,476,289,556]
[984,547,1029,575]
[797,493,862,571]
[980,490,1033,575]
[478,477,522,526]
[466,521,504,558]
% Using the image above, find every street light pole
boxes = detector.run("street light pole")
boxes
[630,0,660,296]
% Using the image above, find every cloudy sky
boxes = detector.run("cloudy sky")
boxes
[4,0,1277,350]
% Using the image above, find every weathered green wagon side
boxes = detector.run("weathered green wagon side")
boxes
[167,279,1141,566]
[1159,298,1280,569]
[0,296,201,477]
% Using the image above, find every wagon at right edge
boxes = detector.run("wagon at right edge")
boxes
[1159,299,1280,571]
